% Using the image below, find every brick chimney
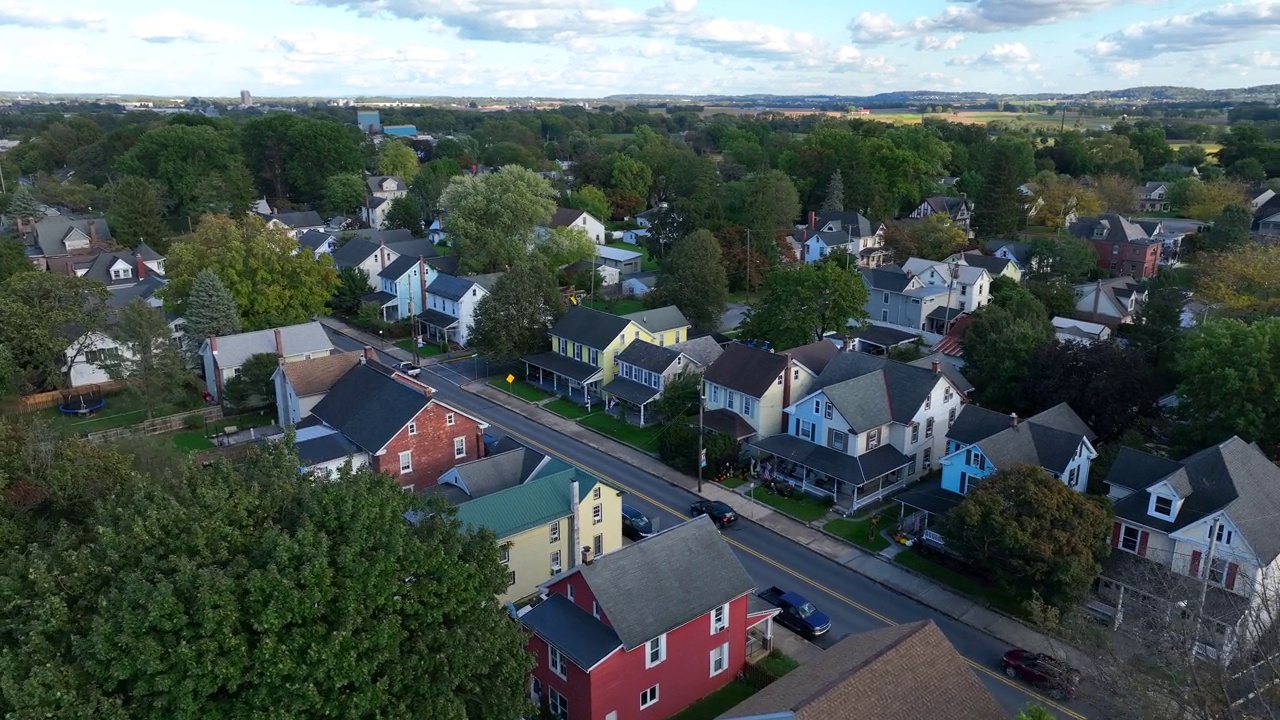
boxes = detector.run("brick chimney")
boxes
[581,546,595,566]
[808,210,816,229]
[782,352,793,409]
[135,253,146,280]
[86,219,98,243]
[274,328,285,358]
[362,346,376,364]
[932,360,941,374]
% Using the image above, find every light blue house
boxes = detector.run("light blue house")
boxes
[896,403,1098,547]
[371,254,436,322]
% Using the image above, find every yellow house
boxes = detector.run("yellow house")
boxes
[521,305,690,400]
[453,465,624,605]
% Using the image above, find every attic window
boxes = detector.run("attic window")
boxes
[1154,496,1173,516]
[111,268,132,280]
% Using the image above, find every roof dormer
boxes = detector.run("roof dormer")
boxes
[1146,480,1183,522]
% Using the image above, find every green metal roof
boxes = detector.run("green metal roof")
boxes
[454,466,615,539]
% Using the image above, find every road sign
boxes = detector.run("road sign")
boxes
[699,449,707,468]
[506,373,516,384]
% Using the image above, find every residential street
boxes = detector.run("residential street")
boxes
[324,327,1090,719]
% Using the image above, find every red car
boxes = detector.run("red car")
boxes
[1001,648,1081,700]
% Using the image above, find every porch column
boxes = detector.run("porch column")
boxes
[639,402,645,425]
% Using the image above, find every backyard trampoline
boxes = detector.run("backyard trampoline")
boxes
[58,385,106,415]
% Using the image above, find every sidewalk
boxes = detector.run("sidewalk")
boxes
[466,380,1093,672]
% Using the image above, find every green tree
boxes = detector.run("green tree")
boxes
[566,184,610,223]
[329,266,372,316]
[1025,279,1076,318]
[469,259,564,363]
[107,176,168,248]
[0,237,32,284]
[1196,243,1280,316]
[1126,278,1184,374]
[1026,237,1097,281]
[1026,340,1158,441]
[739,261,869,349]
[962,300,1053,412]
[0,440,534,719]
[884,215,967,261]
[98,299,192,420]
[181,268,242,363]
[439,166,557,274]
[1175,144,1208,168]
[163,215,337,331]
[221,352,277,411]
[377,140,420,182]
[6,185,42,219]
[1173,318,1280,454]
[605,153,652,217]
[383,197,425,234]
[1015,706,1058,720]
[649,229,729,333]
[976,137,1035,237]
[0,272,110,392]
[1199,204,1253,252]
[1027,172,1102,230]
[410,159,464,216]
[321,173,367,215]
[1226,158,1266,184]
[649,370,702,422]
[821,169,844,213]
[117,123,254,218]
[941,465,1113,606]
[534,226,594,270]
[726,170,801,249]
[241,114,365,205]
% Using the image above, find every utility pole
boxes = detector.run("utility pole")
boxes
[409,295,419,364]
[697,378,705,493]
[745,229,751,302]
[1195,515,1223,652]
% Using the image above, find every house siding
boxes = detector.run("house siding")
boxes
[374,402,484,491]
[942,438,1092,494]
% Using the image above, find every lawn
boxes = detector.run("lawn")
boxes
[756,650,800,677]
[394,338,448,357]
[668,682,759,720]
[746,487,831,522]
[545,397,592,419]
[825,511,897,553]
[895,551,1024,617]
[487,376,553,403]
[719,475,748,490]
[38,390,205,436]
[578,412,662,453]
[586,298,647,315]
[171,431,215,452]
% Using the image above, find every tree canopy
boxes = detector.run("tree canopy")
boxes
[377,140,420,182]
[1174,317,1280,454]
[116,122,254,218]
[962,296,1053,412]
[106,176,169,249]
[0,271,110,392]
[739,260,869,349]
[469,259,564,363]
[181,268,242,362]
[649,229,729,333]
[1195,243,1280,316]
[99,299,193,420]
[1025,340,1158,441]
[439,166,557,274]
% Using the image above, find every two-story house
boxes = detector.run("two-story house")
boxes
[861,265,965,341]
[907,194,974,236]
[1097,436,1280,661]
[521,517,771,720]
[298,229,339,259]
[418,273,499,348]
[1069,214,1161,279]
[900,258,992,314]
[1254,193,1280,237]
[796,210,889,267]
[262,210,325,239]
[981,239,1032,273]
[362,175,408,229]
[897,403,1097,548]
[701,340,836,440]
[200,321,335,402]
[750,347,967,511]
[272,351,363,426]
[1073,277,1148,328]
[945,250,1023,284]
[370,254,435,322]
[15,215,113,271]
[522,306,690,405]
[330,233,442,291]
[1135,182,1171,213]
[540,207,607,245]
[600,337,722,425]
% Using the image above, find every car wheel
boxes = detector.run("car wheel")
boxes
[1050,688,1066,702]
[1004,666,1018,679]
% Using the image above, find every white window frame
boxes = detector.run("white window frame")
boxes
[551,550,562,575]
[593,486,602,501]
[709,642,729,677]
[645,634,666,668]
[446,412,456,426]
[453,436,466,459]
[925,417,934,439]
[398,451,412,474]
[711,603,729,633]
[548,687,568,719]
[742,396,753,417]
[592,504,603,525]
[549,521,560,543]
[640,685,660,709]
[910,424,919,444]
[499,544,509,565]
[407,422,417,436]
[548,645,567,679]
[1120,525,1140,554]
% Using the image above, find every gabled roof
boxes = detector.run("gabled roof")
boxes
[298,229,336,251]
[106,275,167,313]
[908,353,973,394]
[597,245,641,262]
[814,211,875,237]
[330,237,384,268]
[963,403,1096,474]
[28,216,113,257]
[427,273,480,301]
[929,315,974,358]
[1254,195,1280,228]
[269,210,323,229]
[946,405,1013,446]
[548,207,587,227]
[616,340,681,374]
[293,426,364,465]
[134,242,162,261]
[815,352,950,425]
[521,594,622,671]
[920,195,971,218]
[78,249,150,288]
[447,445,549,500]
[366,175,406,194]
[982,239,1031,264]
[207,321,334,370]
[425,255,460,275]
[279,351,362,397]
[955,251,1013,276]
[788,339,839,376]
[703,343,789,398]
[550,306,633,349]
[310,363,430,453]
[622,305,689,335]
[860,265,915,293]
[377,254,421,281]
[576,516,754,650]
[1069,213,1155,246]
[454,466,603,539]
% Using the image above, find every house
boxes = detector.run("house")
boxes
[946,250,1023,284]
[297,229,339,258]
[435,438,558,503]
[718,620,1004,720]
[749,345,967,510]
[1052,316,1111,345]
[1133,217,1204,266]
[262,210,325,239]
[860,265,967,341]
[284,421,370,477]
[906,194,974,235]
[200,321,335,402]
[838,325,919,357]
[600,338,716,425]
[1097,436,1280,661]
[1254,194,1280,237]
[453,463,623,604]
[1073,276,1148,327]
[622,228,649,245]
[362,175,408,229]
[368,254,436,322]
[621,272,657,297]
[521,516,770,720]
[542,207,607,245]
[634,204,665,227]
[796,210,889,267]
[566,260,618,288]
[900,258,992,313]
[1069,213,1161,279]
[927,315,973,369]
[701,340,837,440]
[272,350,363,426]
[419,273,498,347]
[897,403,1097,547]
[1251,188,1276,213]
[596,245,643,274]
[330,234,441,291]
[981,239,1031,271]
[522,306,690,404]
[14,215,113,270]
[1019,182,1045,219]
[1135,182,1171,213]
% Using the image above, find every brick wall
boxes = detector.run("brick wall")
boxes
[375,400,485,490]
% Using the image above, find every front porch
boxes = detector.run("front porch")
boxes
[521,352,604,408]
[895,475,964,551]
[748,434,912,512]
[600,377,660,426]
[925,306,964,335]
[746,596,782,661]
[417,308,461,347]
[360,290,399,322]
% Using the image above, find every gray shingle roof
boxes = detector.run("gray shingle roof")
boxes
[617,340,680,374]
[815,352,946,425]
[330,237,382,268]
[448,446,548,500]
[821,373,892,432]
[28,216,112,257]
[982,239,1031,264]
[378,254,420,281]
[298,229,335,251]
[968,403,1094,474]
[427,273,478,301]
[548,207,586,227]
[521,594,622,670]
[366,175,406,194]
[550,306,632,349]
[207,321,333,370]
[106,275,167,312]
[814,211,875,237]
[310,364,429,453]
[703,343,789,398]
[1069,213,1154,246]
[577,516,755,650]
[946,405,1012,446]
[295,432,362,465]
[270,210,323,229]
[957,251,1012,276]
[860,265,914,293]
[622,305,689,334]
[669,336,724,367]
[788,339,839,375]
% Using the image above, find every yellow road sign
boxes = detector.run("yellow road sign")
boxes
[506,373,516,384]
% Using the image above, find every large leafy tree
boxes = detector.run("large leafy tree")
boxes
[470,259,564,363]
[962,298,1053,412]
[1025,340,1158,441]
[604,153,652,217]
[739,260,869,350]
[1197,204,1253,253]
[0,271,110,392]
[566,185,610,223]
[1091,174,1137,214]
[1026,237,1098,281]
[1027,172,1101,230]
[1196,243,1280,316]
[107,176,169,249]
[1174,317,1280,454]
[116,123,254,218]
[98,299,192,420]
[241,114,365,205]
[0,237,32,284]
[221,352,278,411]
[182,268,242,363]
[163,215,338,331]
[534,226,594,270]
[884,215,967,261]
[975,137,1035,237]
[329,266,372,316]
[649,229,729,333]
[0,439,534,719]
[724,169,801,252]
[410,159,464,217]
[321,173,367,216]
[383,197,425,235]
[941,465,1113,607]
[439,166,557,274]
[377,140,420,182]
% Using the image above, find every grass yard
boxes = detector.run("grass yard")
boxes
[1168,140,1223,155]
[719,475,748,490]
[825,510,898,553]
[747,487,831,523]
[545,397,593,419]
[895,551,1024,617]
[1168,264,1195,289]
[38,390,205,436]
[171,431,215,452]
[668,682,759,720]
[586,297,648,316]
[578,412,663,453]
[756,650,800,677]
[394,338,449,357]
[487,376,553,402]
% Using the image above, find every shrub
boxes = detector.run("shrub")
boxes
[184,414,205,430]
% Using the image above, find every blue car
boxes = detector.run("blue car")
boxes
[622,505,654,541]
[758,586,832,638]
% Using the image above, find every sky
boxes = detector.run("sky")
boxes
[2,0,1279,98]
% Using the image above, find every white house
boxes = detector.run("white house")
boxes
[362,175,408,230]
[796,211,888,267]
[1073,277,1148,327]
[900,258,992,313]
[275,423,371,478]
[1052,316,1111,345]
[298,230,339,259]
[262,211,325,239]
[201,322,335,402]
[419,273,502,348]
[272,351,362,427]
[542,207,607,244]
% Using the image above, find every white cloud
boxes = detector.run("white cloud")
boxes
[1086,0,1280,60]
[0,1,104,29]
[849,0,1121,44]
[132,12,243,44]
[916,34,965,51]
[948,42,1034,67]
[848,12,914,43]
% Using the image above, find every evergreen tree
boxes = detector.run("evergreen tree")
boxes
[976,138,1035,237]
[99,299,193,420]
[183,268,242,362]
[6,185,41,220]
[107,176,169,249]
[821,169,844,213]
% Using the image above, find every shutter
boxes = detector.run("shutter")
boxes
[1226,562,1239,591]
[1137,531,1149,557]
[1110,522,1122,548]
[1189,550,1202,578]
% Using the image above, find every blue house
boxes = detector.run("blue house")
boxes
[896,403,1098,548]
[368,254,436,322]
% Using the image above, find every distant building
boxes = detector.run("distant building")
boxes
[357,110,382,134]
[240,89,253,106]
[383,124,418,137]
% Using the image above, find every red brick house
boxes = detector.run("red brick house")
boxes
[1068,213,1162,279]
[306,352,487,490]
[520,517,776,720]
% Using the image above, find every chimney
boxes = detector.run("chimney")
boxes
[274,328,285,358]
[932,360,941,374]
[782,352,793,409]
[808,210,816,229]
[86,219,98,243]
[569,477,582,569]
[135,253,146,280]
[362,346,376,365]
[1010,412,1019,428]
[844,335,856,353]
[379,242,388,271]
[582,546,595,566]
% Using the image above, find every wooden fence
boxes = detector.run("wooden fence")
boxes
[85,406,224,444]
[16,381,123,412]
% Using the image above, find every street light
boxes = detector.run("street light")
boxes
[378,329,385,350]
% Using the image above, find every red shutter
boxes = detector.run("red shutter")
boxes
[1226,562,1239,591]
[1189,550,1202,578]
[1110,522,1122,548]
[1137,531,1149,557]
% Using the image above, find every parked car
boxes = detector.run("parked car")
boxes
[393,361,422,377]
[1001,648,1081,700]
[690,500,736,527]
[758,586,831,638]
[622,505,654,541]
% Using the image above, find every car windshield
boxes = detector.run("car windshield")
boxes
[797,602,817,618]
[632,513,650,527]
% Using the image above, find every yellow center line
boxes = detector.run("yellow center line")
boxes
[497,421,1088,719]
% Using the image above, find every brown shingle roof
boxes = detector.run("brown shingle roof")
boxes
[280,351,362,397]
[718,621,1004,720]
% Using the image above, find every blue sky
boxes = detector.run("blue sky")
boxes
[2,0,1279,98]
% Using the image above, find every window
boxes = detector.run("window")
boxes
[593,533,603,556]
[1154,496,1173,517]
[711,603,729,633]
[398,451,413,474]
[908,455,917,476]
[924,393,931,410]
[793,369,799,380]
[829,429,848,453]
[407,422,417,436]
[453,436,466,459]
[592,504,603,525]
[446,412,456,426]
[727,391,735,410]
[549,521,560,543]
[649,372,659,390]
[943,387,953,403]
[881,309,889,322]
[798,421,814,441]
[742,397,754,417]
[925,417,934,439]
[1209,523,1234,546]
[550,550,562,574]
[824,401,833,420]
[558,338,568,355]
[709,642,729,676]
[590,349,600,366]
[506,570,515,586]
[548,688,568,719]
[593,486,602,501]
[813,399,822,415]
[910,424,919,444]
[593,601,601,618]
[646,635,666,668]
[922,447,932,468]
[640,685,660,709]
[1120,525,1141,553]
[111,268,131,280]
[948,407,957,426]
[573,343,582,361]
[1209,557,1228,586]
[883,291,890,303]
[623,364,632,380]
[499,545,509,564]
[711,385,720,403]
[867,427,881,450]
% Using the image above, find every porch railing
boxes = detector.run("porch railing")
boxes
[923,529,946,546]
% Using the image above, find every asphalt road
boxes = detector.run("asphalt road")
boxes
[326,330,1090,719]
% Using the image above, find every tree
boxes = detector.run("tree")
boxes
[1198,204,1253,253]
[1127,277,1184,374]
[1174,317,1280,454]
[1226,157,1266,184]
[6,185,42,219]
[181,268,242,363]
[1091,174,1137,214]
[605,153,652,217]
[0,440,534,719]
[221,352,277,411]
[241,114,365,205]
[98,299,192,420]
[0,237,32,284]
[726,170,801,248]
[321,173,367,215]
[650,370,702,423]
[1027,173,1101,230]
[962,300,1053,412]
[885,215,967,261]
[976,137,1035,237]
[469,259,563,363]
[1197,243,1280,316]
[163,215,338,331]
[383,197,425,234]
[0,271,110,392]
[1173,179,1249,221]
[377,140,420,182]
[439,166,557,274]
[566,185,610,223]
[106,176,168,249]
[1026,237,1098,281]
[739,261,869,350]
[116,123,254,218]
[329,266,371,316]
[1025,340,1158,441]
[1025,279,1076,319]
[534,226,594,270]
[821,169,844,212]
[1175,144,1208,168]
[941,465,1113,607]
[1014,706,1058,720]
[1085,134,1143,177]
[649,229,728,333]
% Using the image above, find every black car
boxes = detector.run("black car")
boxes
[690,500,737,527]
[622,505,654,541]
